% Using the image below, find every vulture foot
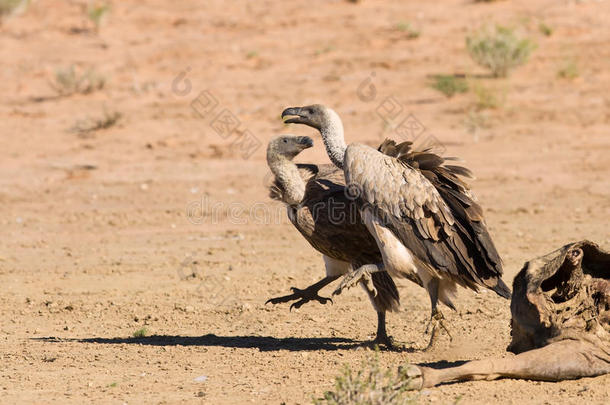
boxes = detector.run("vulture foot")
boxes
[333,266,377,297]
[424,310,453,351]
[265,286,333,311]
[369,334,405,351]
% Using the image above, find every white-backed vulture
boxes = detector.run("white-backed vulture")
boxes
[265,134,420,348]
[281,105,511,346]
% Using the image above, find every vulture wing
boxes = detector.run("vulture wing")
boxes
[291,163,390,267]
[344,142,509,297]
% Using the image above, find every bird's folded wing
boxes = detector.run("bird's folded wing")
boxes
[345,143,454,239]
[344,143,507,295]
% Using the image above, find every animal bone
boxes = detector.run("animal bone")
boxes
[404,240,610,389]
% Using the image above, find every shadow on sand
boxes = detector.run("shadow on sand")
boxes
[33,334,423,352]
[33,334,365,352]
[416,359,469,369]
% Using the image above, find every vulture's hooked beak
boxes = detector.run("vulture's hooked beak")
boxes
[297,136,314,149]
[282,107,305,124]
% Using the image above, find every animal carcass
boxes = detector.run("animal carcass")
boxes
[405,240,610,388]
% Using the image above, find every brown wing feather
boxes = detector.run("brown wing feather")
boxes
[292,164,408,276]
[349,141,509,298]
[270,161,424,312]
[370,271,400,312]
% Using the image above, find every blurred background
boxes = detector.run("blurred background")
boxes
[0,0,609,404]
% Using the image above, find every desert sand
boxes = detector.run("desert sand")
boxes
[0,0,609,403]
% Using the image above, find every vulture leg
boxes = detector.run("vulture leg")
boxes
[424,278,453,350]
[265,276,339,310]
[369,311,401,350]
[332,263,383,297]
[362,270,402,350]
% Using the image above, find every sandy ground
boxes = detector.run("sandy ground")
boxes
[1,0,609,403]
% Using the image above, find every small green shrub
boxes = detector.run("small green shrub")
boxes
[314,352,417,405]
[429,75,469,98]
[538,23,553,37]
[472,82,505,110]
[133,328,148,338]
[395,22,420,39]
[0,0,29,18]
[466,25,536,77]
[314,45,336,56]
[51,65,106,96]
[557,59,579,79]
[463,109,491,139]
[87,1,110,32]
[71,108,121,136]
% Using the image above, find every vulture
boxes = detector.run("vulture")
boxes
[281,104,511,346]
[265,134,421,349]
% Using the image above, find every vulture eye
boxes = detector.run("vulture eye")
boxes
[283,139,287,143]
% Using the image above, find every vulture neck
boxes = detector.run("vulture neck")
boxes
[267,153,305,206]
[320,109,347,169]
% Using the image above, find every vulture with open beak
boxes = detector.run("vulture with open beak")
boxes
[265,134,417,349]
[281,104,510,347]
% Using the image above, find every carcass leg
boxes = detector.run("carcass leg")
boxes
[405,339,610,389]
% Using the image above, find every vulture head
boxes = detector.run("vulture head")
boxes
[282,104,334,131]
[266,134,313,160]
[282,104,346,169]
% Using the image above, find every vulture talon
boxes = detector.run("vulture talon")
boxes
[266,134,401,345]
[266,286,333,311]
[333,265,378,297]
[424,310,453,351]
[368,334,405,352]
